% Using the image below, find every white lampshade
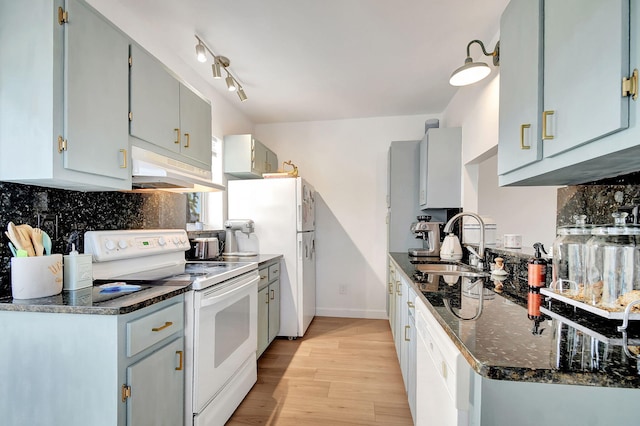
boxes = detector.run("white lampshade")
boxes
[449,58,491,86]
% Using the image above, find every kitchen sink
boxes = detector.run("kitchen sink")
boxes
[415,263,489,278]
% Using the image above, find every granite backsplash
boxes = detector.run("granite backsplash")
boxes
[481,170,640,303]
[0,182,187,297]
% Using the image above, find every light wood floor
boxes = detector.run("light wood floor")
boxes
[227,316,413,425]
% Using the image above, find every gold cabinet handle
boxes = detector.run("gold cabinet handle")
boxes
[404,325,411,342]
[119,149,128,168]
[175,350,183,371]
[396,281,402,296]
[388,282,393,294]
[265,292,269,304]
[270,289,275,300]
[184,133,190,148]
[174,128,180,144]
[151,321,173,332]
[407,301,415,308]
[520,124,531,150]
[542,110,555,140]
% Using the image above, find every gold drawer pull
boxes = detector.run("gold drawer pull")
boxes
[404,325,411,342]
[175,350,183,371]
[520,124,531,150]
[407,301,415,308]
[542,110,554,140]
[396,281,402,296]
[270,289,275,300]
[174,128,180,144]
[266,292,270,304]
[151,321,173,332]
[119,149,128,168]
[184,133,190,148]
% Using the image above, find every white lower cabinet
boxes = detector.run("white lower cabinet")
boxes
[0,295,185,426]
[415,296,471,426]
[257,260,281,358]
[389,257,417,423]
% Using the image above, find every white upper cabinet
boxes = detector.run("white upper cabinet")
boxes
[419,128,462,209]
[498,0,637,186]
[129,45,212,169]
[0,0,131,190]
[129,44,181,155]
[497,0,543,175]
[542,0,630,157]
[224,134,278,179]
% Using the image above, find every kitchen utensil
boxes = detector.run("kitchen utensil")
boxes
[32,228,45,256]
[440,232,463,261]
[6,223,24,251]
[8,242,17,257]
[41,230,52,256]
[16,249,28,258]
[14,224,36,257]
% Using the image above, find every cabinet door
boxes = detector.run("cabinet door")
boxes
[419,128,462,209]
[129,44,180,154]
[393,277,406,360]
[497,0,543,175]
[266,149,278,173]
[65,0,129,180]
[257,285,269,357]
[126,337,184,426]
[179,84,212,167]
[252,138,268,176]
[268,280,280,342]
[388,262,397,336]
[543,0,630,157]
[407,305,417,423]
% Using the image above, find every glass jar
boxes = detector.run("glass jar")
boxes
[552,214,594,296]
[585,213,640,308]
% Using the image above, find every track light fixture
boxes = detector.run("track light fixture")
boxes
[195,41,206,63]
[194,34,247,101]
[449,39,500,86]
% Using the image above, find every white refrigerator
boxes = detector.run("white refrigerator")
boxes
[228,177,316,338]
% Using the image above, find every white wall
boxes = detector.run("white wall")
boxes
[255,115,435,318]
[442,70,558,250]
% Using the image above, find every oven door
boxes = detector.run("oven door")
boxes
[192,270,258,414]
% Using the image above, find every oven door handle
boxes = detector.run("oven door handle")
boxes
[199,276,258,307]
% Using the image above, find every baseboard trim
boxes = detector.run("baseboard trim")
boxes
[315,307,388,319]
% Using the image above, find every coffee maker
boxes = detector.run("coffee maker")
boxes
[408,215,442,257]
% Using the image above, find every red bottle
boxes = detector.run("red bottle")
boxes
[528,242,548,288]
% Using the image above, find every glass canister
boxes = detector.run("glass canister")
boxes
[585,213,640,308]
[552,214,594,296]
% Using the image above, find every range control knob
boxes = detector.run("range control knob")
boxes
[158,237,167,246]
[105,239,116,251]
[118,240,128,249]
[172,237,180,245]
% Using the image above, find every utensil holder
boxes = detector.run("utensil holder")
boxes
[11,254,63,299]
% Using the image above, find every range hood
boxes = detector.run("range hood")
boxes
[130,146,225,192]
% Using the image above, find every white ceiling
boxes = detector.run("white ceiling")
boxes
[89,0,509,124]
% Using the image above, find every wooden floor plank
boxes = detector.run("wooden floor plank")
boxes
[227,316,413,425]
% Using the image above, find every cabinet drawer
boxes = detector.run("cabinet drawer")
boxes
[268,262,280,281]
[259,267,269,289]
[127,302,184,357]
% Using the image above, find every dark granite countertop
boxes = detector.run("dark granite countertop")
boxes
[390,252,640,389]
[0,281,191,315]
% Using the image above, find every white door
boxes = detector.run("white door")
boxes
[297,178,316,232]
[297,231,316,336]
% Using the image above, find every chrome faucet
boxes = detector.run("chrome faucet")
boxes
[443,212,485,270]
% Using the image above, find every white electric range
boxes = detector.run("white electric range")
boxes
[84,229,259,426]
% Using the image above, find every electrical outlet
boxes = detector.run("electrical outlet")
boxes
[339,285,347,295]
